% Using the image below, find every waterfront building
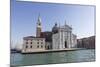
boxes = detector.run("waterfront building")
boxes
[22,15,45,53]
[22,36,45,53]
[52,22,77,49]
[77,36,95,49]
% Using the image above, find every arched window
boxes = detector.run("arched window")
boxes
[30,45,32,48]
[37,45,39,48]
[37,42,39,44]
[30,42,32,44]
[41,45,43,48]
[26,42,28,44]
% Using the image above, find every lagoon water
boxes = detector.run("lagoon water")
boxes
[11,49,95,66]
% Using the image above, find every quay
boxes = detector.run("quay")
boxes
[21,48,86,54]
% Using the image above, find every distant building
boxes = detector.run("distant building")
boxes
[22,36,45,53]
[71,34,77,48]
[52,22,77,49]
[77,36,95,49]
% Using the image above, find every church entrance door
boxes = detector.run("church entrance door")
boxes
[65,41,67,48]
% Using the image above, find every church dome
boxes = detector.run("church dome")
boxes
[52,23,59,34]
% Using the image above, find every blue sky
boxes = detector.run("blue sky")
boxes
[11,0,95,47]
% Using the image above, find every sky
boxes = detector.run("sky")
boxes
[11,0,95,48]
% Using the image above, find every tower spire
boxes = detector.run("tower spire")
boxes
[38,13,41,24]
[36,14,42,37]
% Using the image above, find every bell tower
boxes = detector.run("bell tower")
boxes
[36,14,42,37]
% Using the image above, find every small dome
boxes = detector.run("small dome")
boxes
[52,23,59,34]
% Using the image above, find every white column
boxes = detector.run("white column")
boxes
[59,29,61,49]
[63,31,65,49]
[52,35,55,49]
[70,31,72,48]
[68,32,71,48]
[67,31,68,48]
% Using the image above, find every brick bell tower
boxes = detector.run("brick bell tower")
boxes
[36,14,42,37]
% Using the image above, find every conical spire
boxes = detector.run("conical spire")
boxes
[37,13,41,23]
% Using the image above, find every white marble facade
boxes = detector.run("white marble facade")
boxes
[52,24,77,50]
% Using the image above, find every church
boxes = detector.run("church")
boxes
[22,15,77,53]
[52,22,77,49]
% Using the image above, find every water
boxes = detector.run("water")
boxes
[10,49,95,66]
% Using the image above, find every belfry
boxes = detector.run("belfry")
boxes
[36,14,42,37]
